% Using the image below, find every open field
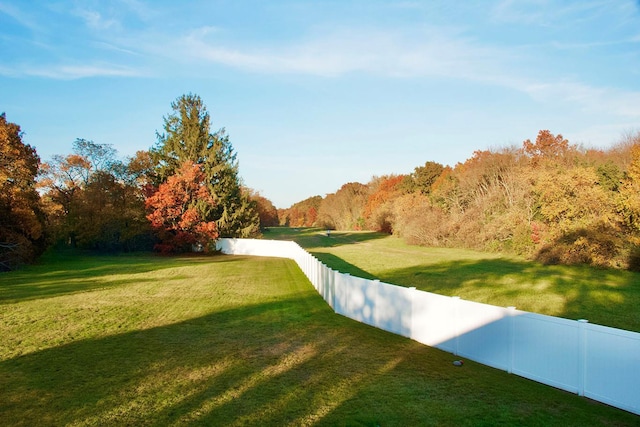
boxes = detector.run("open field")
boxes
[1,251,638,425]
[265,227,640,333]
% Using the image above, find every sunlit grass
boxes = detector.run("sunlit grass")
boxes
[1,251,637,425]
[266,227,640,332]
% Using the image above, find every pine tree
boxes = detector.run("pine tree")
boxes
[151,94,259,238]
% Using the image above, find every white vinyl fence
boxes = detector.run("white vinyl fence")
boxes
[216,238,640,415]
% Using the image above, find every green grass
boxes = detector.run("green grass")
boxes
[265,227,640,333]
[1,251,637,425]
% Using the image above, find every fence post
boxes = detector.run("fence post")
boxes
[343,273,351,316]
[372,279,380,328]
[312,259,317,289]
[331,268,336,311]
[327,267,333,309]
[312,258,318,289]
[409,287,416,341]
[322,264,329,303]
[452,296,461,356]
[507,306,516,374]
[578,319,589,396]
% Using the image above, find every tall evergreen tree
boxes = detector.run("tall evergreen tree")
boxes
[151,94,259,238]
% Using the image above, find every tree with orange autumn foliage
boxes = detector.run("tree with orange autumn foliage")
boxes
[146,161,219,253]
[317,182,368,230]
[391,192,448,246]
[617,143,640,232]
[245,189,279,228]
[523,130,575,166]
[279,196,322,227]
[0,114,46,270]
[363,175,406,233]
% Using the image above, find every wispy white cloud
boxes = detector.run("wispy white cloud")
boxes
[93,41,141,57]
[0,1,40,32]
[117,0,158,22]
[10,63,144,79]
[72,0,159,31]
[0,64,19,77]
[521,79,640,118]
[490,0,618,27]
[4,0,638,123]
[73,8,120,31]
[491,0,552,26]
[165,20,640,122]
[177,25,504,79]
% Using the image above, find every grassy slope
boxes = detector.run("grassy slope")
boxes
[265,227,640,333]
[1,251,637,425]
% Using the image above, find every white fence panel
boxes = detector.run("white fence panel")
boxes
[317,262,326,299]
[318,263,332,308]
[511,312,581,393]
[339,274,376,327]
[333,272,350,319]
[454,299,511,370]
[310,258,320,289]
[217,238,300,259]
[412,291,458,353]
[584,323,640,413]
[375,282,413,337]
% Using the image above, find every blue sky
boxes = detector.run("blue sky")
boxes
[2,1,640,208]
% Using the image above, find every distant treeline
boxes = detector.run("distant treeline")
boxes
[279,130,640,271]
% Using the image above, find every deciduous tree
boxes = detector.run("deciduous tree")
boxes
[280,196,322,227]
[146,161,219,253]
[317,182,368,230]
[401,161,444,195]
[617,143,640,232]
[245,189,279,228]
[523,130,575,166]
[40,139,151,251]
[363,175,405,233]
[0,114,46,270]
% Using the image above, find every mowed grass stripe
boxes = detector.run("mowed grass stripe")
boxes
[0,253,637,425]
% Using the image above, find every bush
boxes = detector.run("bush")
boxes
[535,226,622,268]
[627,246,640,272]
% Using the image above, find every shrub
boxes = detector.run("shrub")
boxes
[535,225,622,268]
[627,245,640,272]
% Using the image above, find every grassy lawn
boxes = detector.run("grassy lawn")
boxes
[264,227,640,333]
[1,251,637,425]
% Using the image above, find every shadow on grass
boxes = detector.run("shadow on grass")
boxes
[265,227,388,250]
[310,252,379,280]
[0,252,242,305]
[379,258,640,332]
[1,292,635,426]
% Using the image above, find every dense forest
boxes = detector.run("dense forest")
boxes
[2,93,640,271]
[279,130,640,271]
[0,94,278,270]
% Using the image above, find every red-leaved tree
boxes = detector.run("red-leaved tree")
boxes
[146,161,218,253]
